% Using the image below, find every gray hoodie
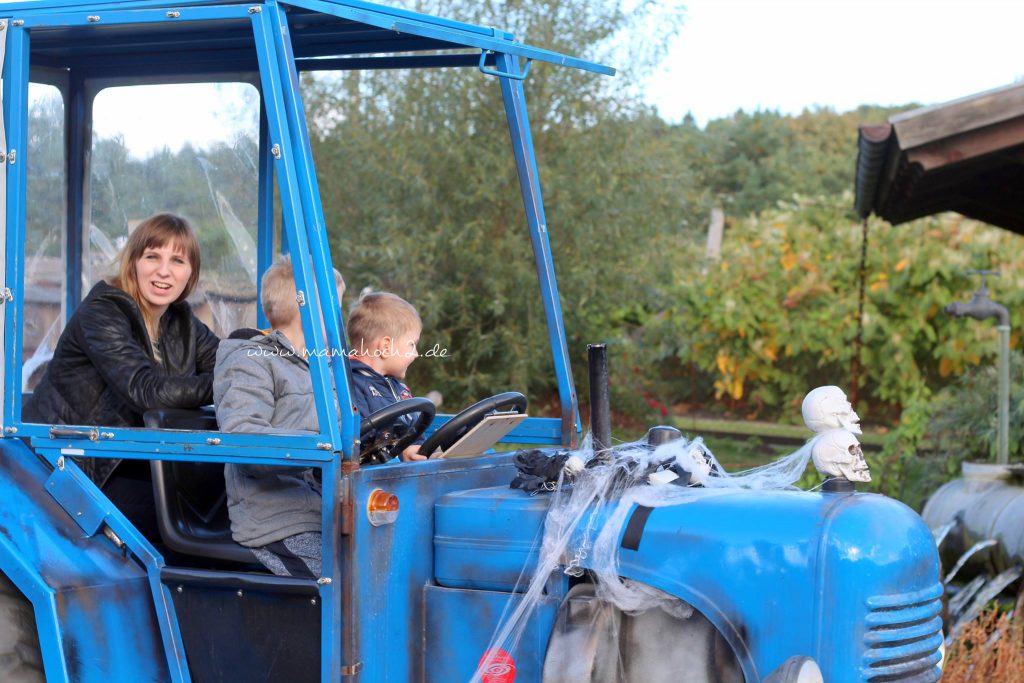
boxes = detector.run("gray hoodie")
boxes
[214,331,323,547]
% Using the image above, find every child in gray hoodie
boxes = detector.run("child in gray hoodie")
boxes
[213,256,344,578]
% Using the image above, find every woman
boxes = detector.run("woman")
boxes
[24,213,219,527]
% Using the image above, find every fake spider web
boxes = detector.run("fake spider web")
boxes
[471,432,820,682]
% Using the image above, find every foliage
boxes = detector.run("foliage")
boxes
[299,2,921,418]
[26,91,67,259]
[303,0,688,411]
[925,351,1024,461]
[868,351,1024,509]
[639,197,1024,431]
[90,139,259,274]
[26,85,260,295]
[943,608,1024,682]
[669,105,911,232]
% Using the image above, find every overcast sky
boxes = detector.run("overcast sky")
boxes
[73,0,1024,156]
[645,0,1024,124]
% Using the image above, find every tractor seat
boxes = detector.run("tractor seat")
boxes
[143,408,258,566]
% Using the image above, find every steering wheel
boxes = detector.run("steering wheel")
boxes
[359,397,436,465]
[419,392,527,457]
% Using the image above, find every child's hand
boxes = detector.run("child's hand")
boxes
[400,444,427,462]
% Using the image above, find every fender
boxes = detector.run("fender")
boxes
[604,565,758,681]
[0,439,180,682]
[598,488,824,682]
[579,488,941,683]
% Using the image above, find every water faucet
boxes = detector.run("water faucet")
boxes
[944,271,1009,326]
[945,270,1011,465]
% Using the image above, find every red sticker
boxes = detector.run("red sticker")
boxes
[478,648,516,683]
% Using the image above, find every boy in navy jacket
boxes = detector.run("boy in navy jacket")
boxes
[347,292,426,461]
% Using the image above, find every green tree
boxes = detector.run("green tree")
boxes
[26,90,66,258]
[640,196,1024,426]
[304,0,686,410]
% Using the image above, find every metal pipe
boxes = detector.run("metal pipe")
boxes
[588,344,611,454]
[998,325,1010,464]
[499,54,580,448]
[945,274,1011,464]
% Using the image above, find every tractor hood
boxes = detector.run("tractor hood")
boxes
[434,484,943,683]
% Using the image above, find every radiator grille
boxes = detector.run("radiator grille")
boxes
[861,583,944,682]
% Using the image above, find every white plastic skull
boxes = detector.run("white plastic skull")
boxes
[802,386,862,435]
[811,429,870,482]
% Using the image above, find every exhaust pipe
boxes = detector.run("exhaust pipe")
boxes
[588,344,611,455]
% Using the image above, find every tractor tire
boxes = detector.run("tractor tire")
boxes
[0,571,45,682]
[543,583,744,683]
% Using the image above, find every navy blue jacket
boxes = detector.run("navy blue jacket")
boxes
[348,359,423,444]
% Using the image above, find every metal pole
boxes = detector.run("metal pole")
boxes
[944,271,1011,465]
[998,325,1010,465]
[498,53,580,447]
[588,344,611,454]
[851,218,869,409]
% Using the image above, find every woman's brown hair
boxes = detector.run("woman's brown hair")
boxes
[108,213,201,338]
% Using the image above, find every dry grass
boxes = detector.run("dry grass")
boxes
[942,609,1024,682]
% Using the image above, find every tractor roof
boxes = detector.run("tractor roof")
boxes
[0,0,614,78]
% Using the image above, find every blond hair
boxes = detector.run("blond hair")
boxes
[108,213,201,339]
[261,255,345,327]
[347,292,421,350]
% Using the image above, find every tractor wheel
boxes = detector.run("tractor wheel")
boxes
[0,571,45,682]
[543,583,744,683]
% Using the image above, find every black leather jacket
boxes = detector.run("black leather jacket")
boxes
[24,281,220,486]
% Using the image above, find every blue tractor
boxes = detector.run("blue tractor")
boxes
[0,0,942,681]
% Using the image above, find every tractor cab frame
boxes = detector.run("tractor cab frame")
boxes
[0,1,606,680]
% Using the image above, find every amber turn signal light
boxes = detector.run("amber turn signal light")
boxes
[366,489,399,526]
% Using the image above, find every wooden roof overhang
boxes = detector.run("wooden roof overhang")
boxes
[855,81,1024,233]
